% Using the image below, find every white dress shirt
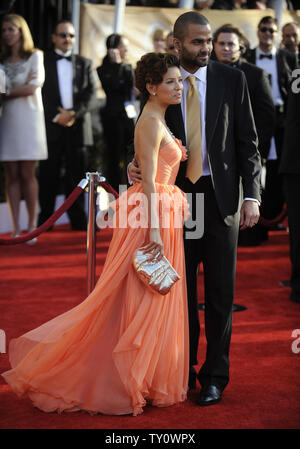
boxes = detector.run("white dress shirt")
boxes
[54,49,73,110]
[180,65,258,204]
[255,47,283,107]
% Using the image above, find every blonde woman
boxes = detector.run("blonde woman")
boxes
[0,14,47,240]
[152,28,169,53]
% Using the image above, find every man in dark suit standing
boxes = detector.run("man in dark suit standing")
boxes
[129,11,261,406]
[212,24,275,246]
[279,85,300,304]
[246,16,296,230]
[171,11,261,406]
[38,20,97,230]
[212,24,275,161]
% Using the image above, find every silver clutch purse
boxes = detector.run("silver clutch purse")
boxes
[133,247,180,296]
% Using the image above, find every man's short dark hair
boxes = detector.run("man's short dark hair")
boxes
[212,24,250,53]
[53,19,73,34]
[174,11,209,42]
[213,24,243,44]
[257,16,278,29]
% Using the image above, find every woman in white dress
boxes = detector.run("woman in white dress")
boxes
[0,14,47,239]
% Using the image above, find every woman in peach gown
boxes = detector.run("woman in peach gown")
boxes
[2,53,189,416]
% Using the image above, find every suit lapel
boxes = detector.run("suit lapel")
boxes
[249,49,256,65]
[275,51,288,101]
[72,54,77,101]
[48,51,62,106]
[276,51,282,84]
[206,60,225,152]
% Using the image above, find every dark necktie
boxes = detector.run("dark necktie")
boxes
[259,54,273,60]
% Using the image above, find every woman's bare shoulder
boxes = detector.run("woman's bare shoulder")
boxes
[135,114,163,139]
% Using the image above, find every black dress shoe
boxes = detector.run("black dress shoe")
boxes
[270,223,288,231]
[196,384,222,406]
[290,291,300,303]
[280,280,291,287]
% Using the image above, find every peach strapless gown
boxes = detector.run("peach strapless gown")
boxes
[2,138,189,416]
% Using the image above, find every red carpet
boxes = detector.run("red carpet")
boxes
[0,225,299,430]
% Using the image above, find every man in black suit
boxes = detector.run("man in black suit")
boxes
[212,24,275,246]
[212,24,275,161]
[129,11,261,406]
[172,11,261,406]
[38,20,97,230]
[281,22,300,64]
[279,85,300,304]
[246,16,296,229]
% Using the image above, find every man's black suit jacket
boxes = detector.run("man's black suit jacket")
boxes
[42,50,97,147]
[97,60,134,117]
[279,87,300,175]
[165,60,261,226]
[233,59,275,160]
[246,48,296,106]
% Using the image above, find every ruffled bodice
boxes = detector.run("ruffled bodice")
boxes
[155,138,187,185]
[109,138,189,231]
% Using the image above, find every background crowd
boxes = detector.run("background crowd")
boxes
[87,0,299,11]
[0,2,299,303]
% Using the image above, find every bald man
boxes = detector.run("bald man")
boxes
[281,22,300,53]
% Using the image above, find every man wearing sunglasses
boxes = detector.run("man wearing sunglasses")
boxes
[38,20,97,231]
[246,16,297,237]
[165,32,179,57]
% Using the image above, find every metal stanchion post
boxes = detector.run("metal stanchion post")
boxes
[86,172,100,295]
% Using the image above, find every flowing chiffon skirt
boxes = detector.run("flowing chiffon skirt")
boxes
[2,181,189,416]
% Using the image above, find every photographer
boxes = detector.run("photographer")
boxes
[97,34,135,191]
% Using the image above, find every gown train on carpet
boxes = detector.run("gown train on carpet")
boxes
[2,138,190,416]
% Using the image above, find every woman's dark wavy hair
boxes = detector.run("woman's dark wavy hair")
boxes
[135,52,180,101]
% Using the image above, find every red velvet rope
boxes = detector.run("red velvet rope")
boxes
[0,180,286,245]
[99,181,119,199]
[0,186,84,245]
[258,203,288,228]
[0,181,120,246]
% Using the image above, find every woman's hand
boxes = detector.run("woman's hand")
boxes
[142,229,164,261]
[3,70,37,101]
[108,48,122,64]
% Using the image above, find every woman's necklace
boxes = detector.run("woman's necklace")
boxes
[5,58,25,83]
